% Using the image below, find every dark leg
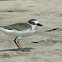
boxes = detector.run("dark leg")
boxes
[17,39,25,51]
[14,37,20,49]
[17,39,30,52]
[14,37,30,52]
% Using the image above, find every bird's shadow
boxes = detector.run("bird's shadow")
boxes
[0,48,34,52]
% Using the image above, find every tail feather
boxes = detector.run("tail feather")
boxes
[0,27,8,33]
[0,27,14,34]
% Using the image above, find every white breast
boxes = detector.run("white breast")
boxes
[0,27,35,37]
[15,28,35,37]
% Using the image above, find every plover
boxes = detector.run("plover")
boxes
[0,19,43,51]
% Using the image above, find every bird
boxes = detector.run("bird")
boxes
[0,19,43,51]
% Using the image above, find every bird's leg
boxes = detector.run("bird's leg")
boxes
[14,37,30,52]
[14,37,20,49]
[17,39,30,52]
[17,39,25,51]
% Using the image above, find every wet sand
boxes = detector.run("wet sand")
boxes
[0,0,62,62]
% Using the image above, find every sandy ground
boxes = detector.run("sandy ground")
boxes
[0,0,62,62]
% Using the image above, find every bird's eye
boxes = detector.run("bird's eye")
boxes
[31,22,35,25]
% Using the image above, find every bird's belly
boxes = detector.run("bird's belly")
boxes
[0,28,35,37]
[16,29,35,37]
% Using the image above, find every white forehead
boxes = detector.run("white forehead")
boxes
[33,21,39,24]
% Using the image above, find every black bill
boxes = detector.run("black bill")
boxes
[37,23,43,26]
